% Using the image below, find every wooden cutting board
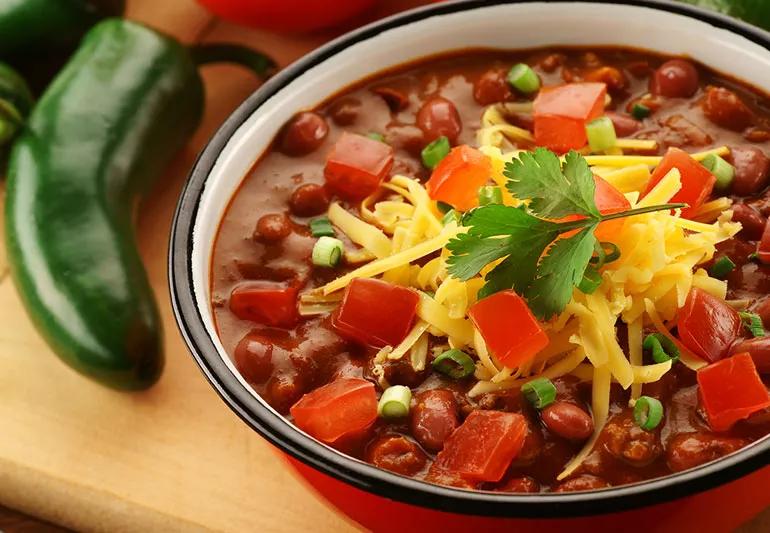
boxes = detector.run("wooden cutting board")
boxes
[0,1,767,531]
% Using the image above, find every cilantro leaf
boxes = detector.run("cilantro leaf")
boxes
[505,148,600,219]
[446,205,560,283]
[525,224,598,320]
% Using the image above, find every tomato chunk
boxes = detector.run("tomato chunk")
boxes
[324,132,394,200]
[560,174,630,239]
[434,410,527,482]
[697,353,770,432]
[229,281,299,328]
[643,148,716,219]
[290,377,378,443]
[757,217,770,265]
[677,287,742,363]
[426,145,492,211]
[468,290,549,367]
[533,82,607,153]
[332,278,419,348]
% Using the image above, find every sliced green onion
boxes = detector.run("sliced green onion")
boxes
[709,256,736,279]
[702,154,735,191]
[421,135,450,169]
[589,241,621,269]
[436,201,454,214]
[586,116,617,152]
[432,349,475,379]
[578,265,602,294]
[442,209,462,226]
[633,396,664,431]
[643,333,680,364]
[749,251,761,263]
[507,63,540,94]
[631,103,651,120]
[378,385,412,419]
[312,236,344,267]
[309,216,335,238]
[522,377,557,409]
[478,185,503,206]
[739,311,766,338]
[366,132,386,143]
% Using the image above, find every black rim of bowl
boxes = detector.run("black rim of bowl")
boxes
[170,0,770,518]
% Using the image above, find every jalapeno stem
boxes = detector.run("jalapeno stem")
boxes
[189,43,277,78]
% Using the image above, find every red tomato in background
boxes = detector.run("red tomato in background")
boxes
[197,0,378,32]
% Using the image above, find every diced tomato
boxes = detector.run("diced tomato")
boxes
[324,132,394,200]
[757,217,770,265]
[677,287,742,363]
[426,145,492,211]
[332,278,419,348]
[290,377,378,443]
[468,290,549,367]
[533,82,607,153]
[433,410,527,482]
[643,147,716,219]
[229,281,299,328]
[697,353,770,432]
[559,174,630,239]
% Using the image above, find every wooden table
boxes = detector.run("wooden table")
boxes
[0,1,769,531]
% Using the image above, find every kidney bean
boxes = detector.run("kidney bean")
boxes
[745,128,770,143]
[606,111,641,137]
[552,475,610,492]
[328,96,361,126]
[585,66,628,93]
[538,53,564,73]
[702,87,754,131]
[650,59,699,98]
[366,435,428,476]
[410,389,460,452]
[496,476,540,493]
[731,146,770,196]
[234,332,275,384]
[541,402,594,442]
[731,336,770,373]
[254,213,292,242]
[473,68,513,106]
[289,183,330,217]
[279,111,329,156]
[266,371,306,414]
[602,412,663,466]
[373,86,409,113]
[730,203,766,240]
[666,432,749,472]
[416,96,462,143]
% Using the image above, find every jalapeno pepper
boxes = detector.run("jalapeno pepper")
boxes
[0,62,33,160]
[5,19,274,390]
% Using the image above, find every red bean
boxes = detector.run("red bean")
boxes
[538,53,564,73]
[650,59,700,98]
[606,112,641,137]
[541,402,594,442]
[373,86,409,113]
[754,298,770,330]
[254,213,292,242]
[585,66,628,93]
[266,372,305,414]
[666,432,749,472]
[234,332,274,384]
[410,389,460,452]
[416,96,462,143]
[328,97,361,126]
[496,476,540,493]
[473,68,513,106]
[279,111,329,156]
[702,87,754,131]
[552,474,610,492]
[730,204,766,240]
[289,183,330,217]
[731,146,770,195]
[731,336,770,373]
[366,435,428,476]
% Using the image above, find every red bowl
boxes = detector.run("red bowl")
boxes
[170,1,770,530]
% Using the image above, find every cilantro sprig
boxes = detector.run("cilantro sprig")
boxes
[446,148,685,320]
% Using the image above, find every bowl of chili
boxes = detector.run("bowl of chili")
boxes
[170,1,770,530]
